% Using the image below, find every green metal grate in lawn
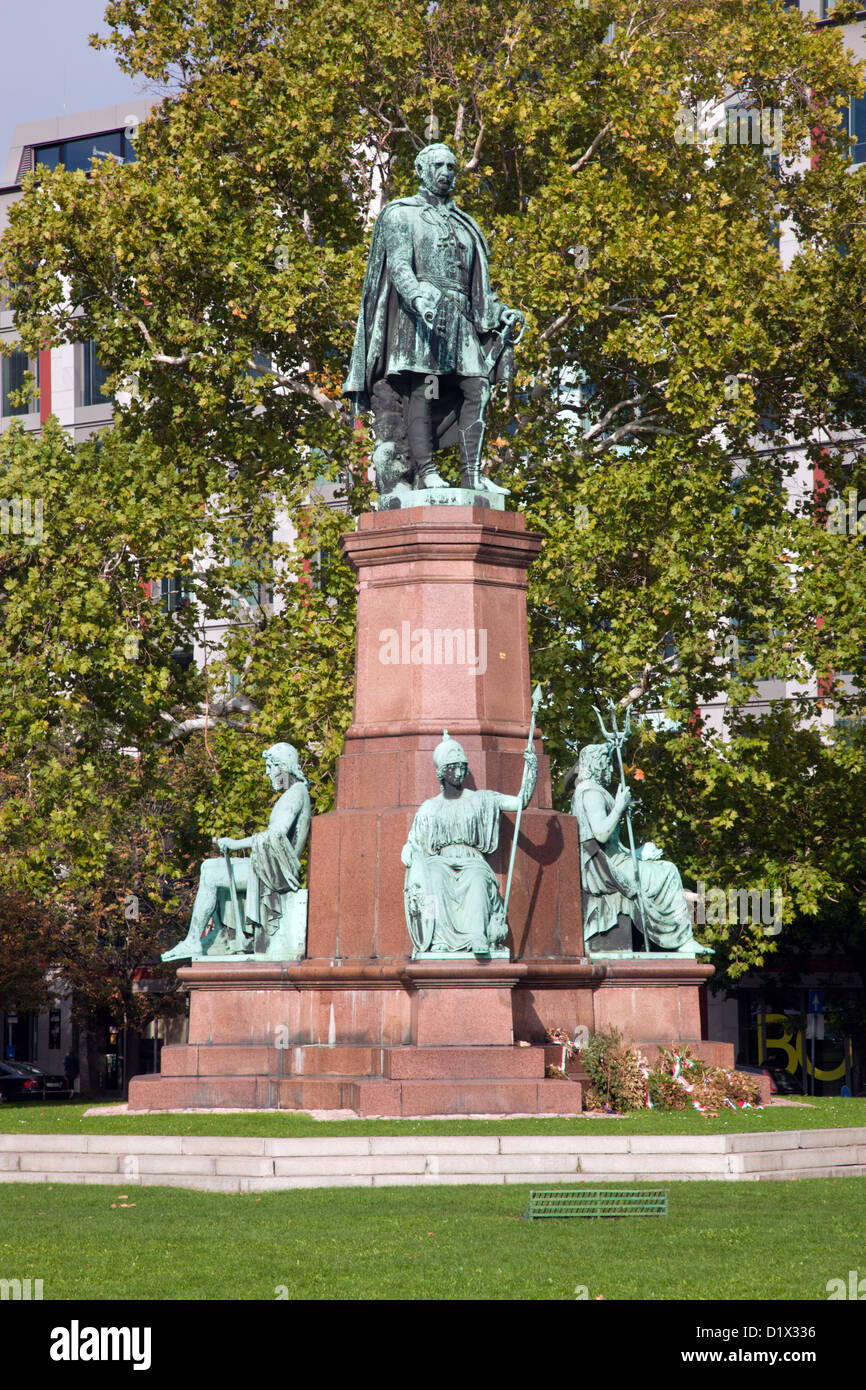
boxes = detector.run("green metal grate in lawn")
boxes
[523,1188,668,1220]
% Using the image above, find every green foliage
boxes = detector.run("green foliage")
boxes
[0,0,864,994]
[0,889,59,1015]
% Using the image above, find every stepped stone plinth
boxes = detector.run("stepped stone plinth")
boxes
[130,505,714,1115]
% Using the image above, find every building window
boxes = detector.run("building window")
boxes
[80,340,111,407]
[157,578,190,612]
[842,95,866,166]
[32,129,137,173]
[1,350,39,417]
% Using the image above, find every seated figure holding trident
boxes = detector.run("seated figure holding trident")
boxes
[401,730,537,959]
[565,704,709,955]
[162,743,311,961]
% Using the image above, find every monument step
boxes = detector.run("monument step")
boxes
[645,1039,736,1069]
[159,1042,551,1083]
[351,1078,582,1117]
[128,1070,582,1115]
[382,1046,545,1080]
[539,1039,737,1082]
[129,1074,261,1110]
[160,1043,385,1079]
[129,1074,361,1111]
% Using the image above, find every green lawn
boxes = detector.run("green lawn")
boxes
[0,1096,864,1137]
[1,1178,863,1300]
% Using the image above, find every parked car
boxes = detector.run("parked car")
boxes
[0,1061,71,1101]
[761,1065,804,1096]
[0,1061,30,1101]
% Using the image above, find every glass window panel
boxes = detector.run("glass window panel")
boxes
[851,96,866,165]
[63,132,123,172]
[81,340,111,407]
[2,350,39,417]
[159,578,190,612]
[33,143,61,170]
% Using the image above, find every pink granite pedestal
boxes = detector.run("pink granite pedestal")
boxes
[130,506,718,1115]
[128,956,719,1114]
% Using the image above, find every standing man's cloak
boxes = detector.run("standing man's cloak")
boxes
[343,194,512,414]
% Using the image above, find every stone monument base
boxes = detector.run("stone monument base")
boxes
[128,956,718,1115]
[378,486,506,512]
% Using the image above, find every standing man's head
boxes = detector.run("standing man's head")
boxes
[415,143,457,199]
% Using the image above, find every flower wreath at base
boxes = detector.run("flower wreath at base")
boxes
[545,1026,762,1116]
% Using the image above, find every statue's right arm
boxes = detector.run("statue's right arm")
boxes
[380,210,424,310]
[401,828,420,868]
[401,810,426,867]
[268,785,310,850]
[291,794,312,858]
[581,786,629,844]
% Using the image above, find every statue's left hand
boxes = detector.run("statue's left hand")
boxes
[640,841,663,861]
[500,307,525,335]
[216,837,236,853]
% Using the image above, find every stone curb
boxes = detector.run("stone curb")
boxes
[0,1128,863,1191]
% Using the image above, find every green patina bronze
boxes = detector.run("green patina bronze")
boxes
[401,730,537,959]
[162,742,311,963]
[565,704,710,958]
[343,143,524,502]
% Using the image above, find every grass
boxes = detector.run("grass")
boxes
[0,1096,864,1138]
[1,1177,864,1300]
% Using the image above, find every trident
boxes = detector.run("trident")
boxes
[592,699,651,953]
[503,684,542,921]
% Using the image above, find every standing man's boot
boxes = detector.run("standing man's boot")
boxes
[406,376,449,489]
[457,376,510,494]
[415,461,450,488]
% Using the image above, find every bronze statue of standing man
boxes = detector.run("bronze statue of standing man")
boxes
[343,143,524,499]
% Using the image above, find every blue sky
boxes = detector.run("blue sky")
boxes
[0,1,150,172]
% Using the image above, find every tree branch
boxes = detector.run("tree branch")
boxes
[464,119,486,172]
[589,419,674,453]
[158,692,253,742]
[260,364,351,425]
[570,122,613,174]
[539,307,577,343]
[583,388,656,441]
[134,316,193,365]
